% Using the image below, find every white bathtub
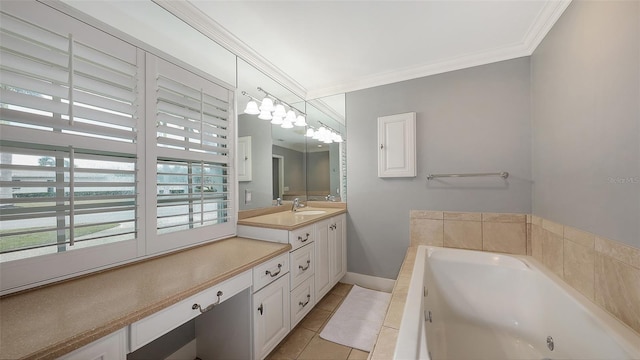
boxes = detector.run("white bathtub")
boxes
[394,246,640,360]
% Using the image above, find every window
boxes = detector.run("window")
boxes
[0,2,235,293]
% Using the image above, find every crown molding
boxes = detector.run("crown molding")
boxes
[523,0,572,54]
[152,0,308,99]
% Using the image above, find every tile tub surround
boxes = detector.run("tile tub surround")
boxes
[409,210,640,335]
[0,237,291,360]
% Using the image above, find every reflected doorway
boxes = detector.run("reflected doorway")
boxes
[272,155,284,200]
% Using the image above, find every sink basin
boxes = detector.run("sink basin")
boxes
[294,210,327,216]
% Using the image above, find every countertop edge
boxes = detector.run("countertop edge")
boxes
[21,241,292,360]
[237,208,347,231]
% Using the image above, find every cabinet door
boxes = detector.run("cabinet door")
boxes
[378,112,416,177]
[58,328,126,360]
[253,275,290,360]
[314,219,331,301]
[330,215,347,285]
[237,136,252,182]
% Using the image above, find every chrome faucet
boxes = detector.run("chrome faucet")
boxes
[325,194,336,202]
[291,197,304,212]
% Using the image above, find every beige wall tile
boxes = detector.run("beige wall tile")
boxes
[410,218,443,247]
[444,220,482,250]
[383,296,405,330]
[526,214,532,224]
[542,218,563,236]
[564,226,595,248]
[595,236,640,270]
[443,212,482,221]
[531,224,543,262]
[542,229,564,278]
[531,215,543,227]
[563,239,595,300]
[482,222,526,255]
[370,326,398,360]
[594,253,640,334]
[482,213,527,223]
[410,210,443,220]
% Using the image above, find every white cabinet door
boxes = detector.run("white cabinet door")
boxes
[314,218,331,301]
[58,328,126,360]
[378,112,416,177]
[253,275,290,360]
[329,214,347,285]
[238,136,252,181]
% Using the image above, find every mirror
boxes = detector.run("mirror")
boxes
[305,95,346,202]
[237,59,346,210]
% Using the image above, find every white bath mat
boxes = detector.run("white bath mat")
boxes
[319,285,392,352]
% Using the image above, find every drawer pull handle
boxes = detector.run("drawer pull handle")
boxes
[265,263,282,277]
[298,260,311,271]
[258,303,263,316]
[298,233,310,242]
[329,224,337,230]
[299,294,311,308]
[192,290,223,313]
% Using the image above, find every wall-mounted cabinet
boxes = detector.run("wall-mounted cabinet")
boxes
[238,136,252,182]
[378,112,417,177]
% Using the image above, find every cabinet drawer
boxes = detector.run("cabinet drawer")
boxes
[289,225,313,251]
[290,277,315,328]
[58,328,127,360]
[129,270,252,352]
[253,253,289,292]
[290,243,314,289]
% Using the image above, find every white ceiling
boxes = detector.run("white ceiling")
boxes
[185,0,570,99]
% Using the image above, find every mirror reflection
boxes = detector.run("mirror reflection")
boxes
[237,59,346,210]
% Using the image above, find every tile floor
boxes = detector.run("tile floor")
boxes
[266,283,370,360]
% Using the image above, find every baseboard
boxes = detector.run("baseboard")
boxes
[340,272,396,293]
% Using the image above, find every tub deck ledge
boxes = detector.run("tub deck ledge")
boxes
[369,246,419,360]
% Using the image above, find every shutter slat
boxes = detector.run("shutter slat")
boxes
[156,113,227,134]
[157,137,228,154]
[74,59,135,92]
[156,124,228,146]
[1,69,69,99]
[0,13,68,52]
[74,42,137,77]
[0,31,68,69]
[0,88,68,115]
[0,50,68,85]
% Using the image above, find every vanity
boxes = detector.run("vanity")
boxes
[237,203,347,359]
[0,205,346,360]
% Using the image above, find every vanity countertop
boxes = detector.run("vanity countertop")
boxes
[237,206,347,230]
[0,237,291,360]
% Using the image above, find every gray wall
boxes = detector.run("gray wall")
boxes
[531,1,640,248]
[238,115,273,210]
[346,58,532,279]
[273,145,306,194]
[307,151,330,192]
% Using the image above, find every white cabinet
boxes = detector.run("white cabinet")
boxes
[58,328,127,360]
[315,214,347,301]
[330,214,347,285]
[238,136,252,181]
[378,112,416,177]
[253,275,290,360]
[314,218,332,301]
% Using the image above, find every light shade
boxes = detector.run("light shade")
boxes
[243,100,260,115]
[259,97,274,112]
[281,119,294,129]
[273,103,286,118]
[285,110,297,123]
[271,115,283,125]
[294,115,307,127]
[258,109,272,120]
[305,128,315,137]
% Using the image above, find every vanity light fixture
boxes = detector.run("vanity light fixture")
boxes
[242,88,306,129]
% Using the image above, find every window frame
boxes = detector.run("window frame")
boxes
[0,1,238,295]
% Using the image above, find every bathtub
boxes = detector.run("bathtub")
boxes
[394,246,640,360]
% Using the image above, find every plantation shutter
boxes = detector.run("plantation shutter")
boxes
[149,56,234,240]
[0,5,141,260]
